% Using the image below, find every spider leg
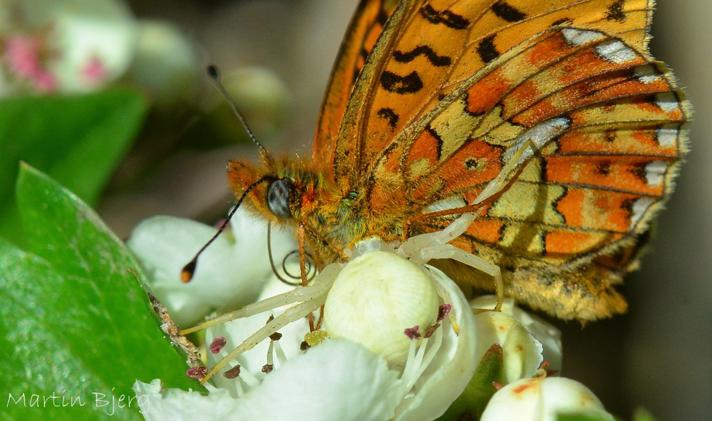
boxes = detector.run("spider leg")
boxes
[417,243,504,312]
[198,263,342,383]
[179,263,341,336]
[473,139,539,205]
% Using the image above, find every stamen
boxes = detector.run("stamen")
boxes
[210,336,227,354]
[201,293,329,383]
[269,332,282,341]
[404,325,421,339]
[274,340,288,363]
[265,336,275,370]
[423,323,440,338]
[224,364,241,379]
[261,364,274,374]
[300,341,310,351]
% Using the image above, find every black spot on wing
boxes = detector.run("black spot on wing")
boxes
[393,45,452,67]
[551,18,573,27]
[376,5,389,25]
[420,4,470,29]
[620,197,636,219]
[491,1,527,22]
[604,129,617,142]
[465,158,480,170]
[426,126,443,161]
[596,161,612,176]
[377,108,399,128]
[352,68,361,84]
[380,70,424,94]
[606,0,626,22]
[630,162,648,183]
[552,186,570,223]
[477,34,500,63]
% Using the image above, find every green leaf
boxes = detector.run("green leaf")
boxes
[438,344,505,421]
[0,90,146,242]
[0,165,201,421]
[632,408,657,421]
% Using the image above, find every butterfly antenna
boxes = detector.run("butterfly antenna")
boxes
[181,175,271,283]
[206,64,271,161]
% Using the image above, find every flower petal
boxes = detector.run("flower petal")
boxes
[134,379,238,421]
[128,208,295,326]
[472,296,562,373]
[473,311,543,384]
[230,339,401,421]
[394,265,478,421]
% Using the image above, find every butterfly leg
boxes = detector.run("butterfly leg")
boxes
[298,224,316,331]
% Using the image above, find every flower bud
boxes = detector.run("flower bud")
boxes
[480,376,615,421]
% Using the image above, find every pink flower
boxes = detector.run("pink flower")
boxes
[4,35,57,93]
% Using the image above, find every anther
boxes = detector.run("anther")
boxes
[186,366,207,380]
[224,364,241,379]
[210,336,227,354]
[404,325,421,339]
[437,303,452,322]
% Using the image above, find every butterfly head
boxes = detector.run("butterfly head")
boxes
[227,157,328,224]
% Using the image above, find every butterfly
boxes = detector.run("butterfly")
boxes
[217,0,688,322]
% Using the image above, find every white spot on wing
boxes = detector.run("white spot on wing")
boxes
[634,65,662,84]
[656,124,679,147]
[505,117,571,164]
[631,197,655,228]
[595,40,637,64]
[656,92,680,113]
[645,161,667,186]
[562,28,605,46]
[424,196,467,213]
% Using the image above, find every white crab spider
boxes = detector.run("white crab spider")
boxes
[180,148,522,384]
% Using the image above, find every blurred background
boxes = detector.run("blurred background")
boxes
[1,0,710,419]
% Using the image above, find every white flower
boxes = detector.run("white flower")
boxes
[1,0,137,94]
[480,376,615,421]
[133,243,480,421]
[127,208,295,327]
[471,295,562,382]
[135,339,402,421]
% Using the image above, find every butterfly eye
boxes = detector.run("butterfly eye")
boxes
[267,179,294,218]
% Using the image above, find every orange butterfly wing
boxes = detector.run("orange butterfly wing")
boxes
[313,1,688,320]
[312,0,398,178]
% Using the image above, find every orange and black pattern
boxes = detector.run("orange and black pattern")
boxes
[232,0,689,321]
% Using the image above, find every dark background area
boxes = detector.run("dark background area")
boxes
[100,1,711,419]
